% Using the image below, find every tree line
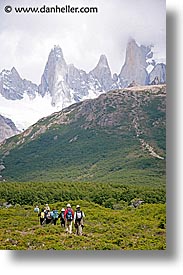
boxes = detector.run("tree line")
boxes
[0,181,166,208]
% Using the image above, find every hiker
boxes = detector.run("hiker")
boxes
[59,208,65,227]
[38,208,45,225]
[45,204,50,211]
[64,203,74,234]
[34,205,39,213]
[45,210,52,224]
[50,208,59,225]
[74,205,85,236]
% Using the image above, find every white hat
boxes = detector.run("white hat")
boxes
[61,208,65,211]
[76,205,80,209]
[67,203,71,208]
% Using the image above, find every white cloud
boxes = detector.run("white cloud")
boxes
[0,0,166,84]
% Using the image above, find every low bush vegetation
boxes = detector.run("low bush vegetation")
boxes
[0,200,166,250]
[0,181,165,207]
[0,181,166,250]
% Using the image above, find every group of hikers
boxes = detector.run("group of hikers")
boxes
[34,203,85,235]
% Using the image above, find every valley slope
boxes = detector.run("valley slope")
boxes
[0,84,166,185]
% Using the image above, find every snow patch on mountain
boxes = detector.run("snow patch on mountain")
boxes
[0,93,56,130]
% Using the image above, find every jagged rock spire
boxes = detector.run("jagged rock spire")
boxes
[38,45,72,108]
[149,63,166,84]
[89,54,113,91]
[119,38,149,87]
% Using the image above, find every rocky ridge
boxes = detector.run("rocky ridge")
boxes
[0,115,20,144]
[0,67,38,100]
[0,84,166,157]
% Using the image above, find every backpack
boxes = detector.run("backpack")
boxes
[61,212,65,219]
[66,209,73,221]
[40,212,45,219]
[76,210,83,221]
[34,207,39,213]
[53,210,59,219]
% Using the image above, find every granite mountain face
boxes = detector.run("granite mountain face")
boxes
[0,115,20,143]
[149,63,166,84]
[0,67,38,100]
[38,40,166,109]
[38,47,117,109]
[38,46,73,109]
[119,39,150,87]
[0,39,166,134]
[0,84,166,182]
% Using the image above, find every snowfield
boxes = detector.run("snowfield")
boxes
[0,93,56,131]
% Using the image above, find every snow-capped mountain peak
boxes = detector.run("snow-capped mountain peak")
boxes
[0,67,38,101]
[0,39,166,134]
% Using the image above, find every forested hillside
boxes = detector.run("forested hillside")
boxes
[0,85,166,183]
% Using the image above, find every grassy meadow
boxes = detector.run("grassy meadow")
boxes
[0,181,166,250]
[0,200,166,250]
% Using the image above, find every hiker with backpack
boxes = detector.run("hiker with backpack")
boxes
[64,203,74,234]
[59,208,65,227]
[38,208,46,225]
[74,205,85,236]
[50,208,59,225]
[45,210,52,224]
[34,205,39,214]
[45,204,50,211]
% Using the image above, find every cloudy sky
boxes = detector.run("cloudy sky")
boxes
[0,0,166,84]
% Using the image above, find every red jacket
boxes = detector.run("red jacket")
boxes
[64,208,74,220]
